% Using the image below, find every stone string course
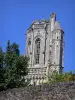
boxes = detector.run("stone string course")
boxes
[0,81,75,100]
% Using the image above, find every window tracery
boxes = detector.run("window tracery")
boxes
[35,38,40,64]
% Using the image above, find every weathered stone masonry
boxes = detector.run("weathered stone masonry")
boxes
[26,13,64,85]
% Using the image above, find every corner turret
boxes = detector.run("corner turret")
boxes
[50,12,56,31]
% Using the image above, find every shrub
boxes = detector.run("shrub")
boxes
[41,70,75,85]
[48,70,75,84]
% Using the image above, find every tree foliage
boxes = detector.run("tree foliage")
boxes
[0,47,3,68]
[41,70,75,85]
[0,40,29,91]
[48,71,73,84]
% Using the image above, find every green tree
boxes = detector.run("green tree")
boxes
[5,56,29,89]
[4,40,12,67]
[0,47,6,90]
[11,42,20,56]
[0,40,29,91]
[4,40,20,68]
[0,47,3,68]
[0,67,6,91]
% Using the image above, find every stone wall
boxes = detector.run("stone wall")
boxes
[0,81,75,100]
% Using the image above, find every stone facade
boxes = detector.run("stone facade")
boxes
[26,13,64,85]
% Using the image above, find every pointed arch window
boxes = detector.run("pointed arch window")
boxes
[35,38,40,64]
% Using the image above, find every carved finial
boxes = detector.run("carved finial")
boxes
[50,12,56,19]
[42,19,46,22]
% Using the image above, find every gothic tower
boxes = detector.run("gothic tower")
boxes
[26,13,64,85]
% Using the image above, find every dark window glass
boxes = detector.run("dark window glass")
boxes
[35,38,40,64]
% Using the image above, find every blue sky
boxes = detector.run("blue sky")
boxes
[0,0,75,72]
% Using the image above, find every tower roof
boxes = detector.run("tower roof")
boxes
[54,21,63,30]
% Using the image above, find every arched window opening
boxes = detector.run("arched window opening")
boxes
[57,36,58,39]
[35,38,40,64]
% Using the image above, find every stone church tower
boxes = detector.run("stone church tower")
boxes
[26,13,64,85]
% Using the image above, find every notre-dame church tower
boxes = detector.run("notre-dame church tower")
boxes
[26,13,64,85]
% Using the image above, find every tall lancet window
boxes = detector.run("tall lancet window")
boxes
[35,38,40,64]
